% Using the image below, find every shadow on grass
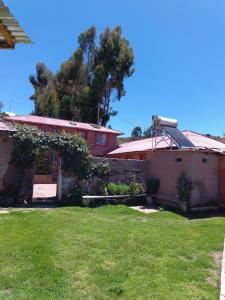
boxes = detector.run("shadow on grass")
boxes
[0,197,224,220]
[157,204,225,220]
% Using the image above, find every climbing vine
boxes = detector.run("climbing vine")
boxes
[7,125,109,199]
[9,125,93,178]
[176,172,192,203]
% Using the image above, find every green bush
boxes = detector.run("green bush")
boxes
[83,195,147,207]
[107,182,145,196]
[117,184,130,195]
[146,178,160,195]
[107,183,129,195]
[67,183,83,205]
[107,183,118,195]
[128,182,145,196]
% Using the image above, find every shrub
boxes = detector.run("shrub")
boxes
[128,182,145,196]
[146,178,160,195]
[176,172,192,202]
[107,182,145,196]
[107,183,130,195]
[107,183,118,195]
[117,184,130,195]
[67,183,83,205]
[82,195,147,207]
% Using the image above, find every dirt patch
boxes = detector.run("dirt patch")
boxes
[0,210,9,214]
[207,252,222,288]
[130,206,159,214]
[211,252,222,265]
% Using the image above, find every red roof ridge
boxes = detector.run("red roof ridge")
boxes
[4,115,123,135]
[182,129,223,141]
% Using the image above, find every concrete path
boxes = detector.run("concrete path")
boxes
[32,184,57,199]
[221,239,225,300]
[130,206,159,214]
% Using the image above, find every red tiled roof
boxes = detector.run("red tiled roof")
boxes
[108,130,225,155]
[4,115,123,135]
[0,120,15,132]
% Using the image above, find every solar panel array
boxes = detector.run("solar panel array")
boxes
[164,126,195,148]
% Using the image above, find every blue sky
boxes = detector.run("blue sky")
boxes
[1,0,225,136]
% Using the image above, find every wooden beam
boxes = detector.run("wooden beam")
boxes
[0,21,15,49]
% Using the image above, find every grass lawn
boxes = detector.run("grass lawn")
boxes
[0,206,224,299]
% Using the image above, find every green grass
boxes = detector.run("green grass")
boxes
[0,206,224,299]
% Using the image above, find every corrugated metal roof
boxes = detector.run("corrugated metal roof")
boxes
[4,115,123,135]
[108,130,225,155]
[0,120,15,131]
[108,136,176,154]
[182,130,225,153]
[0,0,31,48]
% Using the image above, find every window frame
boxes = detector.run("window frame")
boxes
[175,157,183,163]
[95,133,108,146]
[202,158,209,164]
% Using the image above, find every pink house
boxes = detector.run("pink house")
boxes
[4,115,122,183]
[4,115,122,157]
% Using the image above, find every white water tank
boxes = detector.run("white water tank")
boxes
[152,115,178,128]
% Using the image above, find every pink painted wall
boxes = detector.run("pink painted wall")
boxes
[0,134,34,201]
[146,150,219,207]
[218,156,225,206]
[10,121,118,157]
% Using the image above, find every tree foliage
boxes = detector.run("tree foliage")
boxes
[29,64,60,117]
[30,26,134,126]
[143,126,152,137]
[130,126,153,138]
[131,126,142,138]
[0,101,4,113]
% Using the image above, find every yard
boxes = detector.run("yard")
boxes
[0,206,224,299]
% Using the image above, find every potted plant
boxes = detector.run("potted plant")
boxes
[176,172,192,212]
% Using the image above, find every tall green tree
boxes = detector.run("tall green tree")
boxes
[131,126,142,138]
[0,101,4,113]
[29,63,59,117]
[143,126,152,137]
[29,26,134,126]
[92,26,134,125]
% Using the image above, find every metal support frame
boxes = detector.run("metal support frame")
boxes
[151,126,175,150]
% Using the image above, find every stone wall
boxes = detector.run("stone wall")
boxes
[61,158,149,198]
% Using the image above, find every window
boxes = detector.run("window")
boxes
[202,158,208,164]
[96,133,107,145]
[175,157,182,163]
[78,131,86,139]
